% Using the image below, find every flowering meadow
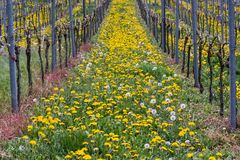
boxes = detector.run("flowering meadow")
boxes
[4,0,229,159]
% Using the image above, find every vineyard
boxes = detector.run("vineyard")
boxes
[0,0,240,159]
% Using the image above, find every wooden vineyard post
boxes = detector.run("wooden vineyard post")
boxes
[7,0,19,113]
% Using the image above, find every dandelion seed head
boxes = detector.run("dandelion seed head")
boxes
[150,99,156,104]
[185,140,190,144]
[165,141,171,146]
[151,109,157,115]
[180,103,186,109]
[170,115,176,121]
[144,143,150,149]
[126,92,131,97]
[170,111,175,116]
[152,67,157,71]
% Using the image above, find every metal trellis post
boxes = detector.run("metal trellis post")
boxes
[161,0,166,52]
[7,0,19,113]
[51,0,57,71]
[191,0,200,87]
[228,0,237,130]
[175,0,179,63]
[69,0,76,57]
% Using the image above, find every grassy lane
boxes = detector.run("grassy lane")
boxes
[4,0,228,159]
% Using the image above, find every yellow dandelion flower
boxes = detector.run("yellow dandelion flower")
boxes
[64,155,72,159]
[208,156,216,160]
[29,140,37,145]
[187,153,194,158]
[83,154,92,159]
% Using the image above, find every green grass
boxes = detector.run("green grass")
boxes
[0,47,44,113]
[237,56,240,81]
